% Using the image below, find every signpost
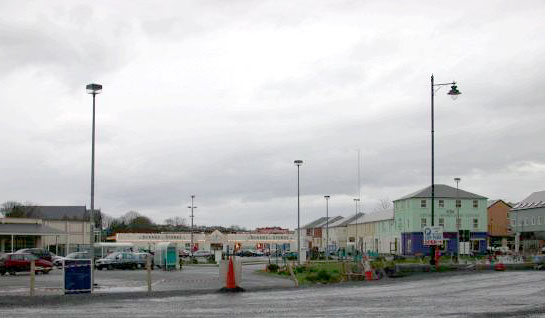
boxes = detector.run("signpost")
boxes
[63,259,92,294]
[423,227,444,246]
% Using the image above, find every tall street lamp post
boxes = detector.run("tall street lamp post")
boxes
[430,75,461,263]
[454,177,461,262]
[324,195,330,259]
[294,160,303,265]
[354,198,360,255]
[188,195,197,259]
[86,83,101,289]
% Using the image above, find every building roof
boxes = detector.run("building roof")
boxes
[318,216,343,228]
[326,213,365,228]
[33,206,89,221]
[395,184,486,201]
[349,209,394,225]
[511,191,545,211]
[302,216,343,229]
[0,223,67,236]
[487,199,512,209]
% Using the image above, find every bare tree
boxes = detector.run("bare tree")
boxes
[120,211,141,224]
[164,216,187,227]
[1,201,38,218]
[374,198,392,213]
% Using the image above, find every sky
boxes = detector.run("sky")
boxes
[1,0,544,229]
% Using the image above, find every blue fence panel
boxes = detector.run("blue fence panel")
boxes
[64,259,92,294]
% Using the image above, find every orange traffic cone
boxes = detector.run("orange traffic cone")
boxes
[219,256,244,292]
[226,257,237,289]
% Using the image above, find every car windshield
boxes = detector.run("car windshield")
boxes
[105,253,121,259]
[66,252,87,259]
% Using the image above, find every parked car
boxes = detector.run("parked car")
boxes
[15,248,54,262]
[192,250,212,257]
[53,252,91,267]
[95,252,137,270]
[179,249,190,257]
[134,252,153,269]
[0,253,53,275]
[236,250,254,257]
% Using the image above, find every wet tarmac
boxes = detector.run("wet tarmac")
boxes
[1,271,545,317]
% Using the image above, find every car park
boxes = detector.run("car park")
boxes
[95,252,137,270]
[15,248,54,262]
[134,252,153,269]
[192,250,212,257]
[0,253,53,275]
[53,252,91,267]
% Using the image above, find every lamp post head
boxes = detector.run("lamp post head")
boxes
[86,83,102,94]
[294,160,303,166]
[324,195,330,200]
[353,198,360,202]
[454,177,461,183]
[447,84,461,100]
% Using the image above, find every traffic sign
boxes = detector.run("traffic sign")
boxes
[423,227,444,246]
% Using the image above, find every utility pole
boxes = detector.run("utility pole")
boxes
[455,177,461,262]
[188,195,197,259]
[324,196,330,259]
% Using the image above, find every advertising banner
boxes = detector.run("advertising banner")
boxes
[423,227,444,246]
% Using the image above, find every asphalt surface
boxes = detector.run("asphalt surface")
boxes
[1,270,545,317]
[0,263,291,295]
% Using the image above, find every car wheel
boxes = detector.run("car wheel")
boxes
[42,269,51,274]
[137,264,143,269]
[8,270,16,276]
[132,264,137,270]
[107,265,113,270]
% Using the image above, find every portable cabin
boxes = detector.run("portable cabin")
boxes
[154,242,179,270]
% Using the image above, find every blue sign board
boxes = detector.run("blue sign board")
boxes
[64,259,92,294]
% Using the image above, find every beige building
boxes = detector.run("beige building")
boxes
[0,206,95,256]
[116,230,295,252]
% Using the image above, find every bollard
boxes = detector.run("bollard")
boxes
[287,262,299,287]
[146,256,152,295]
[30,260,35,296]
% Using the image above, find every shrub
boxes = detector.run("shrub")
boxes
[207,255,216,264]
[191,257,199,264]
[267,264,279,272]
[316,269,331,282]
[295,266,305,273]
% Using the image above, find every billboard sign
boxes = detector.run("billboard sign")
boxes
[423,226,444,246]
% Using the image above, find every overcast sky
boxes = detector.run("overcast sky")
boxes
[1,1,544,229]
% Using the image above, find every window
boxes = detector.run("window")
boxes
[525,217,529,226]
[421,218,427,228]
[473,200,478,208]
[421,200,427,208]
[473,218,479,229]
[532,217,536,225]
[439,218,445,228]
[539,216,542,225]
[439,200,444,208]
[456,218,462,228]
[407,239,412,252]
[349,237,355,243]
[456,200,461,208]
[510,219,515,226]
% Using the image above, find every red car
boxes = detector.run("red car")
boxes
[0,253,53,275]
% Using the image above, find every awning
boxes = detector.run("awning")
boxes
[0,223,68,236]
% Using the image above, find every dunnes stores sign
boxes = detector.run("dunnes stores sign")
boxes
[247,234,291,241]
